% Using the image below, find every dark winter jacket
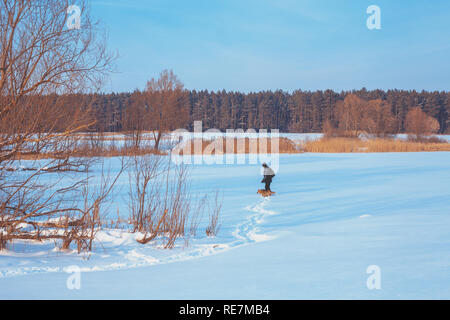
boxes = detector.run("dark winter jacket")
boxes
[261,167,275,183]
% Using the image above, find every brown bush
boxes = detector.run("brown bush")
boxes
[331,95,397,138]
[405,107,440,141]
[334,94,367,137]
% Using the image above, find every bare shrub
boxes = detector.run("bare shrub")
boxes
[206,191,223,238]
[61,161,125,253]
[129,155,224,248]
[161,164,191,248]
[128,155,165,234]
[189,195,207,237]
[0,158,125,253]
[129,155,192,249]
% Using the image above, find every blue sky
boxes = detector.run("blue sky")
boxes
[91,0,450,93]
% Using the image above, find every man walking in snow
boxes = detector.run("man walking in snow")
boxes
[261,163,275,192]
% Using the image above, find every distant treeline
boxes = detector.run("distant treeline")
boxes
[67,88,450,134]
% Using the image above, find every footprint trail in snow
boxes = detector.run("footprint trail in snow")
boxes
[233,197,278,244]
[0,197,278,278]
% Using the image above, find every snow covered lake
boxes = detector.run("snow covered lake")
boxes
[1,152,450,299]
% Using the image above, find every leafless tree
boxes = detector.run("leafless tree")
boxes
[0,158,126,252]
[362,99,397,137]
[122,90,147,149]
[145,70,189,151]
[0,0,116,251]
[0,0,114,160]
[332,95,397,138]
[129,155,193,249]
[334,94,367,137]
[128,154,165,235]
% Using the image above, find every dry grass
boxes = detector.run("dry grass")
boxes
[174,137,300,155]
[14,145,166,160]
[303,138,450,153]
[71,145,166,157]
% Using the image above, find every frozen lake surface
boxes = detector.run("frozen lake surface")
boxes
[1,152,450,299]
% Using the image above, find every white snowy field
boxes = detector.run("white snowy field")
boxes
[1,152,450,299]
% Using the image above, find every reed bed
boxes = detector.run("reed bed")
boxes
[303,138,450,153]
[174,137,300,155]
